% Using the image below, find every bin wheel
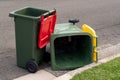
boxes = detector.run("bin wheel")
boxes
[26,60,38,73]
[69,19,79,25]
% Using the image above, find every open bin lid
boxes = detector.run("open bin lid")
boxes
[38,10,56,48]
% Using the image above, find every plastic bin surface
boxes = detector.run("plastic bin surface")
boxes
[38,13,56,48]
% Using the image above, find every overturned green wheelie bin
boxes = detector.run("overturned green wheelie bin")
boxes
[50,20,97,70]
[9,7,56,73]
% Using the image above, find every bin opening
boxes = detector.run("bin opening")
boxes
[15,7,48,17]
[53,35,93,69]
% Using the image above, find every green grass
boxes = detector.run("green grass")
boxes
[71,57,120,80]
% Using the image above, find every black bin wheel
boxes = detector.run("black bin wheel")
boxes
[26,60,38,73]
[69,19,79,25]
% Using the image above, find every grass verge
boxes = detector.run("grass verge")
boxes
[71,57,120,80]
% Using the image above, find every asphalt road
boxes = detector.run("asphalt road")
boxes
[0,0,120,80]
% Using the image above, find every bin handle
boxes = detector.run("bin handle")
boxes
[43,9,56,18]
[9,11,15,17]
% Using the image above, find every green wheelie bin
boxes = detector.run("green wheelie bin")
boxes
[50,20,98,70]
[9,7,56,73]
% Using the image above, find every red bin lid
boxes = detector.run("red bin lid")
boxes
[38,11,56,48]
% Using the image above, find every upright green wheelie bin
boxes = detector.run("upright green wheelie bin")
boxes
[9,7,56,73]
[50,20,97,70]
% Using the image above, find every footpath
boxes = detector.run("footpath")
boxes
[14,43,120,80]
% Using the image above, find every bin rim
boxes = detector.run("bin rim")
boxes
[50,32,93,42]
[50,32,94,70]
[9,6,49,20]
